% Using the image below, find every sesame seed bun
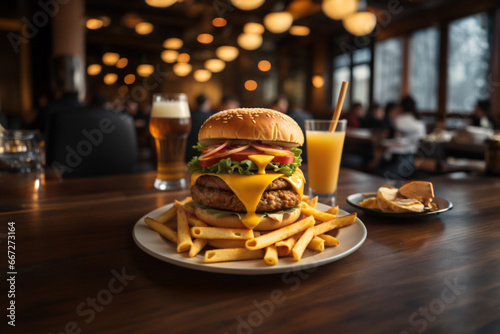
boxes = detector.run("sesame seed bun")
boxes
[198,108,304,147]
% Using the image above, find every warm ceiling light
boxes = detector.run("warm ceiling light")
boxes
[216,46,239,62]
[245,80,258,91]
[122,13,142,29]
[322,0,359,20]
[212,17,227,27]
[137,64,155,77]
[243,22,265,34]
[194,69,212,82]
[197,33,214,44]
[161,50,179,63]
[163,38,183,49]
[100,16,111,27]
[87,64,102,76]
[237,33,263,50]
[173,63,192,77]
[116,57,128,68]
[343,11,377,36]
[124,74,136,85]
[145,0,177,8]
[177,53,190,63]
[86,18,103,30]
[104,73,118,85]
[205,59,226,73]
[135,22,154,35]
[264,12,294,34]
[289,25,310,36]
[258,60,271,72]
[102,52,120,66]
[230,0,265,11]
[312,75,324,88]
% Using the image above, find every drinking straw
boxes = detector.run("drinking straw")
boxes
[329,81,349,132]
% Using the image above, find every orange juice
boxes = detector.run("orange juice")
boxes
[306,131,345,194]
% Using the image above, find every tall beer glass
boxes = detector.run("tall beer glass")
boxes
[149,93,191,190]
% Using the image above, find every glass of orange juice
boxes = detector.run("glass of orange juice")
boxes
[305,119,347,206]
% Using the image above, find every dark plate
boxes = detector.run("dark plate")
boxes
[346,193,453,218]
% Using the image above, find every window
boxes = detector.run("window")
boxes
[446,12,492,113]
[409,27,440,111]
[332,53,351,108]
[332,48,371,109]
[352,48,371,108]
[374,37,404,106]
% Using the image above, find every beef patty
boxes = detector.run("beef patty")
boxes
[192,175,301,212]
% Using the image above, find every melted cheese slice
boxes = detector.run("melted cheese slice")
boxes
[191,155,304,229]
[249,154,275,174]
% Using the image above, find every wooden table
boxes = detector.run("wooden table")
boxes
[2,168,500,333]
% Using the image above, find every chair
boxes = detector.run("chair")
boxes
[46,107,139,179]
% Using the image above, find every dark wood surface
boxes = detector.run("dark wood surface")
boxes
[1,168,500,334]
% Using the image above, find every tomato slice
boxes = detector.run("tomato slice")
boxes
[198,146,294,167]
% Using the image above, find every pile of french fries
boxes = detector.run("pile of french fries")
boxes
[144,196,357,266]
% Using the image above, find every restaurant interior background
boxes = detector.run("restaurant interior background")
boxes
[1,0,499,177]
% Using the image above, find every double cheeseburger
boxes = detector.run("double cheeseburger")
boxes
[188,108,305,231]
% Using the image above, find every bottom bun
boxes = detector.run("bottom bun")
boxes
[194,206,301,231]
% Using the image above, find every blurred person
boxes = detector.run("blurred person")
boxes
[186,94,214,161]
[377,96,426,178]
[342,102,365,128]
[362,103,391,130]
[393,96,426,150]
[270,95,289,114]
[217,95,240,112]
[472,100,496,130]
[30,55,84,134]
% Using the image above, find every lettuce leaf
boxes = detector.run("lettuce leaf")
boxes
[188,147,302,177]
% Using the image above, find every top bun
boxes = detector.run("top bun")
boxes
[198,108,304,146]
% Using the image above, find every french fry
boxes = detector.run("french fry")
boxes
[207,231,261,249]
[189,239,208,257]
[144,217,178,243]
[174,200,193,252]
[191,227,254,240]
[318,234,340,246]
[292,227,315,261]
[154,196,192,223]
[305,196,318,209]
[301,195,310,201]
[307,236,325,252]
[358,197,378,209]
[207,239,247,249]
[264,245,279,266]
[204,248,265,263]
[314,213,357,235]
[326,206,339,216]
[245,216,315,250]
[276,235,298,256]
[300,202,338,221]
[153,206,177,224]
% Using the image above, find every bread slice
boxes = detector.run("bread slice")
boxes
[398,181,434,206]
[377,187,425,213]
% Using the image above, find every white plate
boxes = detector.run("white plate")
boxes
[133,203,367,275]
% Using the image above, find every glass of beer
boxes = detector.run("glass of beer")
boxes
[305,119,347,206]
[149,93,191,191]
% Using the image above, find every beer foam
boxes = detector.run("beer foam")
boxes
[151,101,190,118]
